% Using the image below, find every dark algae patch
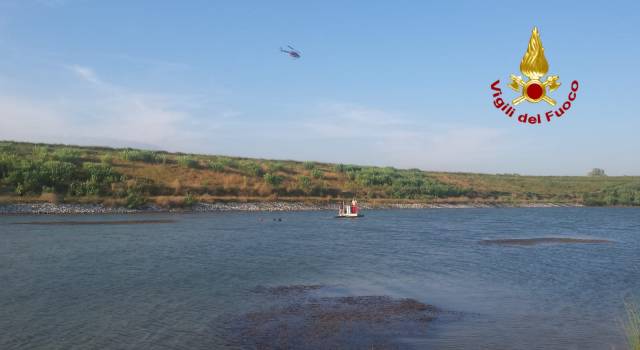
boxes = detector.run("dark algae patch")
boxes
[11,219,176,225]
[480,237,613,246]
[252,284,324,296]
[229,285,438,349]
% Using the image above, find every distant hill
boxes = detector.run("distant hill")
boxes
[0,141,638,208]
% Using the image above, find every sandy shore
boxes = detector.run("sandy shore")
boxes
[0,201,583,215]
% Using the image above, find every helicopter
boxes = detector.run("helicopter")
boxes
[280,45,301,59]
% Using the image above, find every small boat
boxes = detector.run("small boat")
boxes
[336,199,364,218]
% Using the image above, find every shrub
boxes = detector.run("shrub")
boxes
[343,165,362,181]
[263,172,283,186]
[344,165,361,172]
[177,156,199,169]
[303,161,315,170]
[32,146,48,160]
[389,176,425,199]
[583,183,640,206]
[268,162,285,173]
[69,180,100,196]
[217,157,238,168]
[100,154,113,165]
[68,163,120,196]
[388,175,467,199]
[356,167,396,186]
[183,193,197,207]
[311,168,323,179]
[7,160,76,195]
[334,164,346,173]
[0,153,17,178]
[53,148,82,163]
[120,149,160,163]
[208,161,225,172]
[0,142,15,153]
[240,161,264,177]
[3,158,122,197]
[126,190,146,209]
[86,162,116,179]
[298,176,311,192]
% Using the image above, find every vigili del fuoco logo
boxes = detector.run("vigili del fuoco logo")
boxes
[490,27,579,125]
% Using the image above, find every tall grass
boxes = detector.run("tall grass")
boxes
[626,302,640,350]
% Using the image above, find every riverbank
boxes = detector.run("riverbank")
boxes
[0,201,583,215]
[2,141,639,210]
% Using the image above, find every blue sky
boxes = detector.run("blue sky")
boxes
[0,0,639,175]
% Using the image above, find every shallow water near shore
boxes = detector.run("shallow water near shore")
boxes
[1,207,639,349]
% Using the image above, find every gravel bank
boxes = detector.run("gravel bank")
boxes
[0,201,582,215]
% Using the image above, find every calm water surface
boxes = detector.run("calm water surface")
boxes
[1,208,639,349]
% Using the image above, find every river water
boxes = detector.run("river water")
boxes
[1,208,639,349]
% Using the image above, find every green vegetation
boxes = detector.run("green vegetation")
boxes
[31,145,48,160]
[268,162,285,173]
[583,182,640,206]
[1,150,122,197]
[1,141,640,207]
[100,154,114,165]
[120,149,160,163]
[588,168,607,177]
[240,160,264,177]
[53,148,82,163]
[311,168,323,179]
[263,173,283,186]
[125,189,146,209]
[298,176,312,192]
[626,302,640,350]
[208,160,226,172]
[216,157,238,169]
[69,163,121,196]
[183,192,196,207]
[390,174,466,199]
[176,155,199,169]
[10,160,77,195]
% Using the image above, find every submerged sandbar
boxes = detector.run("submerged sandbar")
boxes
[480,237,612,246]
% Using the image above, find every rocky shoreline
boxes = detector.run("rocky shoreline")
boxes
[0,201,583,215]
